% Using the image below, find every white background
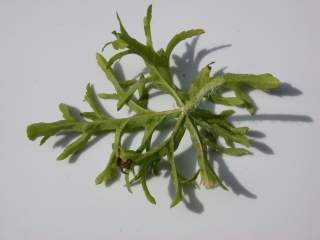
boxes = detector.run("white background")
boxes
[1,0,319,239]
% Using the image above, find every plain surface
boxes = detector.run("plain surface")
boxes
[1,0,319,239]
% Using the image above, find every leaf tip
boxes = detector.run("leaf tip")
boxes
[197,29,206,35]
[56,154,65,161]
[95,175,103,185]
[170,200,181,208]
[26,124,37,141]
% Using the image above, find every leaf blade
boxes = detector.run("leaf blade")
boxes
[59,103,77,121]
[143,4,153,48]
[186,116,226,189]
[168,140,182,208]
[224,73,280,90]
[141,169,156,204]
[96,53,148,113]
[186,67,225,110]
[165,29,205,58]
[95,152,118,185]
[85,83,107,118]
[57,132,92,160]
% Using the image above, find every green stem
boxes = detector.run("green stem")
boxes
[134,113,185,164]
[147,64,184,106]
[74,108,182,133]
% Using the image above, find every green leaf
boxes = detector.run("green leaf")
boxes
[116,13,158,64]
[85,84,107,118]
[59,103,77,121]
[229,126,249,135]
[98,93,118,100]
[125,172,133,193]
[186,67,225,110]
[137,115,167,152]
[188,65,211,95]
[57,132,92,160]
[143,4,153,47]
[141,168,156,204]
[180,170,200,185]
[151,158,161,176]
[186,116,226,189]
[168,140,182,208]
[95,152,118,185]
[137,79,149,108]
[133,114,185,164]
[128,158,151,184]
[165,29,205,58]
[120,149,142,162]
[39,135,50,145]
[80,112,100,121]
[112,39,128,50]
[113,120,129,155]
[101,41,112,52]
[211,123,251,147]
[220,110,236,119]
[232,86,255,114]
[194,116,250,147]
[117,80,141,111]
[224,73,280,90]
[206,138,250,156]
[191,108,236,122]
[27,5,282,207]
[108,50,133,67]
[208,94,244,106]
[27,121,75,141]
[219,147,250,156]
[120,79,137,88]
[207,118,249,135]
[96,53,148,113]
[96,53,122,92]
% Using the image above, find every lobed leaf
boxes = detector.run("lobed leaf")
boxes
[27,5,282,207]
[137,115,167,152]
[108,50,133,67]
[96,53,148,113]
[113,120,129,155]
[111,39,128,50]
[117,75,147,111]
[98,93,118,100]
[143,4,153,47]
[165,29,205,58]
[80,112,100,121]
[57,132,92,160]
[180,170,200,185]
[116,14,158,64]
[206,138,250,156]
[137,79,149,108]
[186,116,226,189]
[208,94,244,106]
[232,86,255,114]
[141,168,156,204]
[59,103,77,121]
[85,84,108,118]
[224,73,280,90]
[168,140,182,207]
[95,152,118,185]
[125,172,133,193]
[27,121,75,141]
[186,66,225,110]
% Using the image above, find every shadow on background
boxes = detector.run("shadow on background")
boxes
[230,114,312,122]
[51,38,313,214]
[171,37,231,92]
[167,39,313,214]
